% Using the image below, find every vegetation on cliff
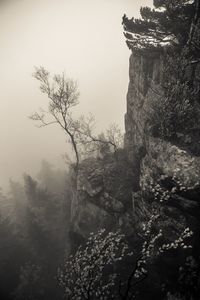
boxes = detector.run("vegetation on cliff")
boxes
[122,1,200,299]
[123,0,199,50]
[124,0,200,155]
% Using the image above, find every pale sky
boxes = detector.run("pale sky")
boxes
[0,0,153,189]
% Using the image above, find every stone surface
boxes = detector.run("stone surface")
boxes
[70,155,136,244]
[124,51,162,163]
[125,50,200,237]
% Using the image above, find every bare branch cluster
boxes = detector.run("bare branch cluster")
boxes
[30,67,123,178]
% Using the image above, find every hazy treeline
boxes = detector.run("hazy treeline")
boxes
[0,161,72,300]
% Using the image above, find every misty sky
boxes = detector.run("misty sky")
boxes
[0,0,153,189]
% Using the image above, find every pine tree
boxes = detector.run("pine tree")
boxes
[122,0,199,50]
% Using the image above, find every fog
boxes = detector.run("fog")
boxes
[0,0,153,189]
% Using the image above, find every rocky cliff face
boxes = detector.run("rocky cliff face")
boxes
[70,154,137,250]
[125,50,200,244]
[124,51,162,160]
[70,49,200,252]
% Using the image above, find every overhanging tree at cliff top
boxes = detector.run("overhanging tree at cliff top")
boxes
[122,0,200,50]
[123,0,200,146]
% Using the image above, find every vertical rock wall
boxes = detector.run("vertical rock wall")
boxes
[125,49,200,241]
[124,50,162,162]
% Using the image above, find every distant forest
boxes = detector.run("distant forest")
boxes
[0,161,71,299]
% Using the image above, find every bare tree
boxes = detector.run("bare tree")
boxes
[30,67,123,185]
[30,67,83,179]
